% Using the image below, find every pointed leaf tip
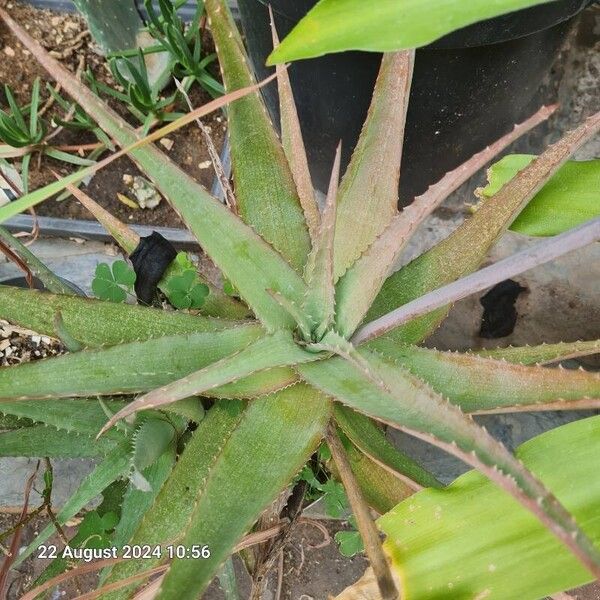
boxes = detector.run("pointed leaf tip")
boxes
[303,143,341,338]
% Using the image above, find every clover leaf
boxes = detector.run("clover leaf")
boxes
[166,269,209,310]
[92,260,136,303]
[335,524,364,557]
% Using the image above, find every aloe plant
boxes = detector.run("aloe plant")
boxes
[0,3,600,600]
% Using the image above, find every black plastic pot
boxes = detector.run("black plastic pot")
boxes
[237,0,591,203]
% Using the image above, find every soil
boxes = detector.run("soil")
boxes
[0,318,63,366]
[0,1,226,229]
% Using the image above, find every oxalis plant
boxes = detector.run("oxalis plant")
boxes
[0,2,599,599]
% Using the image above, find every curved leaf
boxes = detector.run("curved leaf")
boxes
[268,0,555,63]
[0,398,126,438]
[103,400,247,599]
[478,155,600,236]
[374,416,600,600]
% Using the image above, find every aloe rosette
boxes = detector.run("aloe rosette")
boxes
[0,2,599,599]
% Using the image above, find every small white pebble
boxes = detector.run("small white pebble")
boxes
[198,160,212,170]
[160,138,174,151]
[4,347,13,357]
[40,337,51,345]
[31,335,41,345]
[0,339,10,352]
[3,46,16,57]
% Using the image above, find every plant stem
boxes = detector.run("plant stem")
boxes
[326,423,398,600]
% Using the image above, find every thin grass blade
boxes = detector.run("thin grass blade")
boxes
[15,441,132,566]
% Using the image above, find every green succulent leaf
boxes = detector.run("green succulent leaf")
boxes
[0,286,235,348]
[303,144,340,339]
[104,400,247,598]
[376,415,600,600]
[99,330,320,428]
[269,9,320,242]
[299,350,600,574]
[268,0,556,63]
[92,261,136,303]
[476,339,600,365]
[334,52,413,280]
[106,389,330,600]
[373,343,600,413]
[155,386,330,600]
[205,0,312,273]
[334,406,441,490]
[0,326,275,400]
[342,439,415,515]
[0,399,127,439]
[131,417,177,475]
[0,425,115,458]
[0,14,308,331]
[478,155,600,236]
[110,448,175,553]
